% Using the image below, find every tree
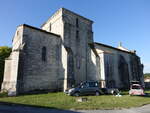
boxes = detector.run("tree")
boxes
[0,46,11,88]
[144,73,150,79]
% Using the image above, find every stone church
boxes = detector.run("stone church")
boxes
[1,8,144,95]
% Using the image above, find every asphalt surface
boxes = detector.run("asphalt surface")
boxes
[0,104,150,113]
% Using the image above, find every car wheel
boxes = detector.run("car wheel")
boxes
[74,92,80,97]
[113,90,118,95]
[95,91,100,96]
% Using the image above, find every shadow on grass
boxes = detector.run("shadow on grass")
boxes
[142,93,150,98]
[0,101,80,113]
[128,93,150,98]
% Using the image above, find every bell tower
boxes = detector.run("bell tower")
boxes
[41,8,94,91]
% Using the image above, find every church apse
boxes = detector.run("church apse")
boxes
[130,55,144,86]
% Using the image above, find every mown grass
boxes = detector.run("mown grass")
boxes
[0,91,150,110]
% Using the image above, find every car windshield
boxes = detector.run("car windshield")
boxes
[132,85,141,89]
[79,82,98,88]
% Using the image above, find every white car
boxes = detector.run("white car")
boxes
[129,84,144,96]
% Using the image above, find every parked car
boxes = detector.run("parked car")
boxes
[101,88,119,95]
[129,84,144,96]
[66,81,102,96]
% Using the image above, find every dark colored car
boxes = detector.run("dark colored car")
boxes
[101,88,119,95]
[67,81,102,96]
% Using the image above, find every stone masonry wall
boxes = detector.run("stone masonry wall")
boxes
[1,25,24,95]
[41,8,94,90]
[95,43,143,89]
[62,8,94,86]
[17,25,61,93]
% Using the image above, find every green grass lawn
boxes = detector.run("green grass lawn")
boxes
[0,91,150,110]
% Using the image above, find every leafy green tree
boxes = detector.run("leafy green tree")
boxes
[0,46,11,88]
[144,73,150,79]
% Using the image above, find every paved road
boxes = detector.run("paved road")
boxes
[79,104,150,113]
[0,104,150,113]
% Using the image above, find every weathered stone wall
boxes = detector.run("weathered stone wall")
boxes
[42,8,63,35]
[41,8,94,90]
[62,8,94,86]
[1,26,24,95]
[1,59,12,91]
[94,43,144,89]
[87,48,100,81]
[16,25,61,93]
[130,55,144,86]
[42,8,68,90]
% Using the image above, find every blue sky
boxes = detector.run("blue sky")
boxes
[0,0,150,73]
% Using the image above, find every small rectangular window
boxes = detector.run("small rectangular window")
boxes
[42,47,46,61]
[76,30,79,39]
[49,23,51,31]
[76,18,79,28]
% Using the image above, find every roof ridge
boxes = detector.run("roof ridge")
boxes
[19,24,60,37]
[94,42,135,54]
[41,7,93,28]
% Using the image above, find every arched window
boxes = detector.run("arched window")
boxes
[42,46,46,61]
